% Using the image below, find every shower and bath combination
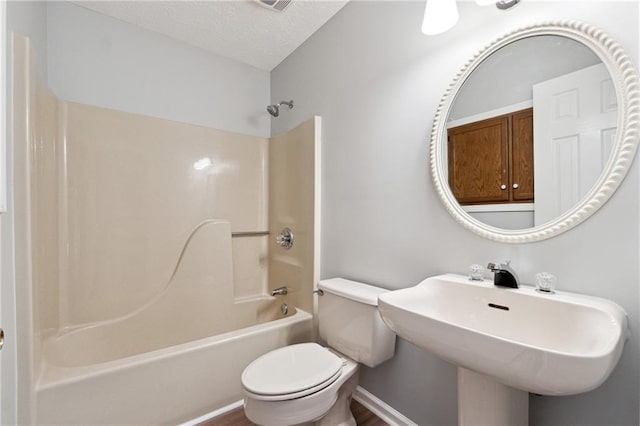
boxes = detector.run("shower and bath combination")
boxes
[267,100,294,117]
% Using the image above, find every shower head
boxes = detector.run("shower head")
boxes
[267,100,294,117]
[267,104,280,117]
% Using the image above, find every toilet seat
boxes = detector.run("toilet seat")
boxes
[244,369,342,401]
[241,343,344,401]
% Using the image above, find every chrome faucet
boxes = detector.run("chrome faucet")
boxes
[270,286,288,296]
[487,261,520,289]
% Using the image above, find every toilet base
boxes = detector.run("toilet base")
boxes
[316,369,359,426]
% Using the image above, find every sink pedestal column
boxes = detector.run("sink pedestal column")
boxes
[458,368,528,426]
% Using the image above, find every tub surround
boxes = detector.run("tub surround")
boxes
[39,220,284,372]
[269,116,322,315]
[12,33,322,425]
[53,101,269,329]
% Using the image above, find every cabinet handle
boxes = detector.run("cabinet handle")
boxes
[500,184,507,190]
[513,183,519,189]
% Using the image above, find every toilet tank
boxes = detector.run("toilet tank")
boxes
[317,278,396,368]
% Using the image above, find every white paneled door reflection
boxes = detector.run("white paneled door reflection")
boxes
[533,63,617,226]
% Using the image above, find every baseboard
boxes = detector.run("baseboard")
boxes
[353,386,417,426]
[182,387,415,426]
[178,400,244,426]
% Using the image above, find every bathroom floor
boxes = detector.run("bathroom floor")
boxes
[200,399,389,426]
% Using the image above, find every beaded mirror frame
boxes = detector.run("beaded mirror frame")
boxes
[430,21,640,243]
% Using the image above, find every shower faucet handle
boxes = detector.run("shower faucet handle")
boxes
[275,228,294,249]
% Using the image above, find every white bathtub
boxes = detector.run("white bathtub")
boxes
[35,308,313,425]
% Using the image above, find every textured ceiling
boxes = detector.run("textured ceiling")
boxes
[72,0,350,71]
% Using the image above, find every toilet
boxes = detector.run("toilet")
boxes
[241,278,397,426]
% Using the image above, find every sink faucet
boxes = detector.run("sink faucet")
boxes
[487,261,520,289]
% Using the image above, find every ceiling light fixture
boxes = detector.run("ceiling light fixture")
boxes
[495,0,521,10]
[475,0,521,9]
[422,0,520,36]
[421,0,459,35]
[253,0,292,13]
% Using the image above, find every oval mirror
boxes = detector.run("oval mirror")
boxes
[430,21,640,243]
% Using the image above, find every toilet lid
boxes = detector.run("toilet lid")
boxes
[241,343,343,397]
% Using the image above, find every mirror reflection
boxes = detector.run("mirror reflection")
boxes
[445,36,616,230]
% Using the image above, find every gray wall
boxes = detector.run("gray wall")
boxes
[7,1,47,78]
[450,35,600,121]
[4,2,48,424]
[47,2,271,138]
[271,1,639,425]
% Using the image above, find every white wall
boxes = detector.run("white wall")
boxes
[272,1,639,425]
[47,2,271,138]
[4,2,48,424]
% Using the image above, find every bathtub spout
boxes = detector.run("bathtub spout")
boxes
[270,287,288,296]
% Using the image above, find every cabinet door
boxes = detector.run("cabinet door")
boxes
[448,117,509,204]
[511,108,534,201]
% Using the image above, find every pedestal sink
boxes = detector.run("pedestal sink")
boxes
[378,274,628,426]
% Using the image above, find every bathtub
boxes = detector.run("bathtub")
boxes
[35,306,313,425]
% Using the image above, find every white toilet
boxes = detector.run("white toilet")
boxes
[241,278,397,426]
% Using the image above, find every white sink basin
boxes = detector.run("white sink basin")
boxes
[378,274,628,396]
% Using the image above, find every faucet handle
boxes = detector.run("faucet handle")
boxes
[275,228,294,249]
[469,264,485,281]
[535,272,556,294]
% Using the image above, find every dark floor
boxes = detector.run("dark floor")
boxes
[200,399,389,426]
